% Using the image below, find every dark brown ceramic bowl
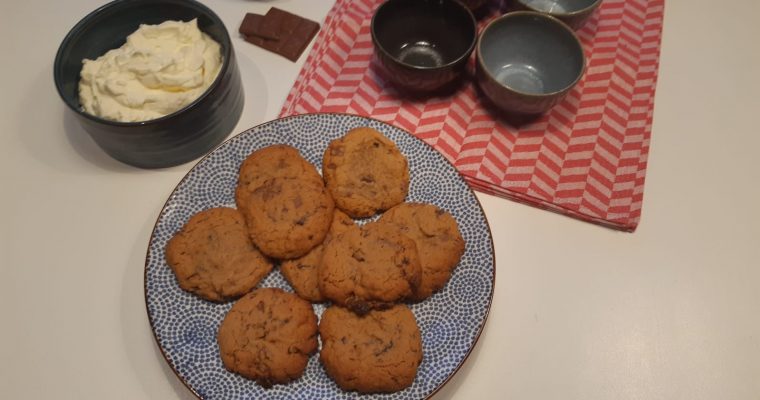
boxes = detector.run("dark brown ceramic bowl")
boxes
[460,0,491,12]
[53,0,244,169]
[512,0,602,29]
[371,0,477,93]
[476,11,585,115]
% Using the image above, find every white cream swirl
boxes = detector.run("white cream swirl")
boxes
[78,19,222,122]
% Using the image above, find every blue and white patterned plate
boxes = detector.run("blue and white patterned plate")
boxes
[145,113,495,399]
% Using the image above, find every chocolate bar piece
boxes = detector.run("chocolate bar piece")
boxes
[257,8,306,41]
[239,13,279,40]
[239,7,320,62]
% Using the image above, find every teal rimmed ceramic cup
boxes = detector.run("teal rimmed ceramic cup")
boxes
[512,0,603,29]
[475,11,585,115]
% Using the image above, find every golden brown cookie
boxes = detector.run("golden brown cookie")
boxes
[217,288,318,388]
[165,207,273,302]
[319,304,423,393]
[379,203,465,301]
[237,144,323,192]
[280,210,357,302]
[319,221,421,315]
[236,145,335,260]
[322,127,410,218]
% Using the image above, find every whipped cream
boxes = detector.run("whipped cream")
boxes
[78,19,222,122]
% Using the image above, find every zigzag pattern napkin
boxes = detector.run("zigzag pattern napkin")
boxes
[281,0,665,231]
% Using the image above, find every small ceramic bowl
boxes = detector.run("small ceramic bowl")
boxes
[459,0,491,12]
[371,0,477,93]
[54,0,244,169]
[476,11,585,115]
[512,0,602,29]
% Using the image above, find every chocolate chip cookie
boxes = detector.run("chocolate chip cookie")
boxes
[237,144,323,191]
[165,207,273,302]
[319,221,421,314]
[217,288,318,388]
[319,304,423,393]
[379,203,465,300]
[322,127,410,218]
[280,210,357,302]
[236,145,334,259]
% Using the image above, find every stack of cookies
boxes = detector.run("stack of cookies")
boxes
[165,126,465,393]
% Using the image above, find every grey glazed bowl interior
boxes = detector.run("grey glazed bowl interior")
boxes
[513,0,602,29]
[54,0,244,169]
[476,11,584,114]
[516,0,601,14]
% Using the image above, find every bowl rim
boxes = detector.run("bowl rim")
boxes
[476,11,586,98]
[370,0,478,71]
[53,0,233,127]
[514,0,603,18]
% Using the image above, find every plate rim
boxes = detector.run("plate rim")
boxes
[143,112,496,399]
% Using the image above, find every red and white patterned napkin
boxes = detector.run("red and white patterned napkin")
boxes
[280,0,665,231]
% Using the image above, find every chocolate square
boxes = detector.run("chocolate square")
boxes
[239,13,279,40]
[239,7,320,62]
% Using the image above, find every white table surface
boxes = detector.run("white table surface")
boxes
[1,0,759,399]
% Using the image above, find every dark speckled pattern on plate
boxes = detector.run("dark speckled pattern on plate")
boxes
[144,113,495,399]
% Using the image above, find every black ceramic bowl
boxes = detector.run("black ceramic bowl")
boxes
[460,0,491,12]
[476,11,585,115]
[54,0,244,169]
[371,0,477,93]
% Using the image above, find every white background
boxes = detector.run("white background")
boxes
[1,0,758,399]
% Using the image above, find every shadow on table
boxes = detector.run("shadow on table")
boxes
[15,64,135,173]
[119,207,197,400]
[62,110,137,172]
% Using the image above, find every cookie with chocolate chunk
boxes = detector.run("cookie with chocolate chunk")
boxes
[319,221,421,314]
[280,210,357,302]
[379,203,465,300]
[217,288,318,387]
[322,127,410,218]
[235,145,334,259]
[319,304,422,393]
[236,144,323,193]
[165,207,273,302]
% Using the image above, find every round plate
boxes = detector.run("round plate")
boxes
[144,113,495,399]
